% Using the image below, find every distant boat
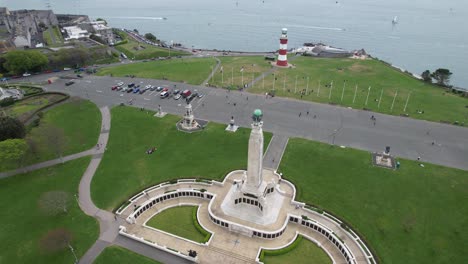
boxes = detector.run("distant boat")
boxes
[392,16,398,24]
[163,17,167,20]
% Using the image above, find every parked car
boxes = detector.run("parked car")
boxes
[117,82,124,86]
[145,85,152,90]
[128,83,135,87]
[162,87,169,92]
[76,74,83,78]
[156,86,163,92]
[133,88,140,94]
[150,86,156,91]
[139,89,146,94]
[198,93,204,98]
[116,86,123,91]
[181,89,192,98]
[111,86,118,90]
[160,91,169,98]
[135,84,140,88]
[127,88,134,93]
[173,89,180,95]
[65,81,75,86]
[174,94,181,100]
[22,73,31,77]
[188,93,197,101]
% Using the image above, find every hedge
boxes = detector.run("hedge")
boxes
[192,207,212,243]
[259,235,303,261]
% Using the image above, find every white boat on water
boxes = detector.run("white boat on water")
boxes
[392,16,398,24]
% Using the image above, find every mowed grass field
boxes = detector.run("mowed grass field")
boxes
[208,56,273,88]
[250,56,468,124]
[94,246,161,264]
[91,107,272,210]
[97,57,217,85]
[1,99,101,172]
[146,206,206,243]
[0,157,99,264]
[263,236,332,264]
[279,138,468,264]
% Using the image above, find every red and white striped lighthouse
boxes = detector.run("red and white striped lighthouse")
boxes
[276,28,288,67]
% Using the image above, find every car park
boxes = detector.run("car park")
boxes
[174,94,181,100]
[160,91,169,98]
[65,81,75,86]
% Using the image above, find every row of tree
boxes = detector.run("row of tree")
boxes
[421,68,453,87]
[1,47,116,76]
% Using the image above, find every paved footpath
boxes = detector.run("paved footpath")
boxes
[263,134,289,170]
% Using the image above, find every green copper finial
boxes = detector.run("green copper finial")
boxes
[252,109,263,122]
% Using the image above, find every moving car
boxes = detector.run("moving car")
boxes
[65,81,75,86]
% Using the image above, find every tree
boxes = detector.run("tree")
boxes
[0,97,15,107]
[133,29,139,34]
[431,68,452,86]
[90,34,106,44]
[96,18,107,25]
[144,33,157,42]
[38,190,72,216]
[0,138,28,167]
[421,70,432,83]
[3,50,48,74]
[0,116,26,141]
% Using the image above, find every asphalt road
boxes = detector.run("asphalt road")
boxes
[16,73,468,171]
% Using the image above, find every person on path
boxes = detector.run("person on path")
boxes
[307,111,309,115]
[299,112,302,117]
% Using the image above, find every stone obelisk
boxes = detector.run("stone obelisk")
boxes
[244,109,264,192]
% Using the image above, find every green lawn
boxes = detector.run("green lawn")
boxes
[208,56,273,89]
[1,99,101,172]
[91,106,271,210]
[262,236,332,264]
[0,157,99,264]
[146,206,206,243]
[97,58,217,85]
[114,30,188,60]
[279,138,468,264]
[94,245,160,264]
[249,56,468,124]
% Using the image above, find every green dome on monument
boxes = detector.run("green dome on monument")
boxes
[252,109,263,122]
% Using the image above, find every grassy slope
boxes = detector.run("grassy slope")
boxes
[263,237,332,264]
[279,138,468,264]
[0,157,99,264]
[209,56,273,88]
[94,246,161,264]
[96,58,217,85]
[146,206,205,243]
[91,107,271,210]
[1,99,101,172]
[250,57,468,124]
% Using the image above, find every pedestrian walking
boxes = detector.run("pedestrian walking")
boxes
[373,121,376,126]
[306,111,309,115]
[299,112,302,117]
[417,156,421,161]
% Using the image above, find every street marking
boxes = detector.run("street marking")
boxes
[149,91,155,95]
[144,98,150,101]
[120,94,124,96]
[96,90,102,93]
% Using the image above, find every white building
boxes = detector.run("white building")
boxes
[0,87,23,101]
[63,26,90,40]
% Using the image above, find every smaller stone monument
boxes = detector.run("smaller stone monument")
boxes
[372,146,396,169]
[225,115,239,132]
[176,99,207,133]
[154,104,167,118]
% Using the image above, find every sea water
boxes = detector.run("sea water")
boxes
[3,0,467,88]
